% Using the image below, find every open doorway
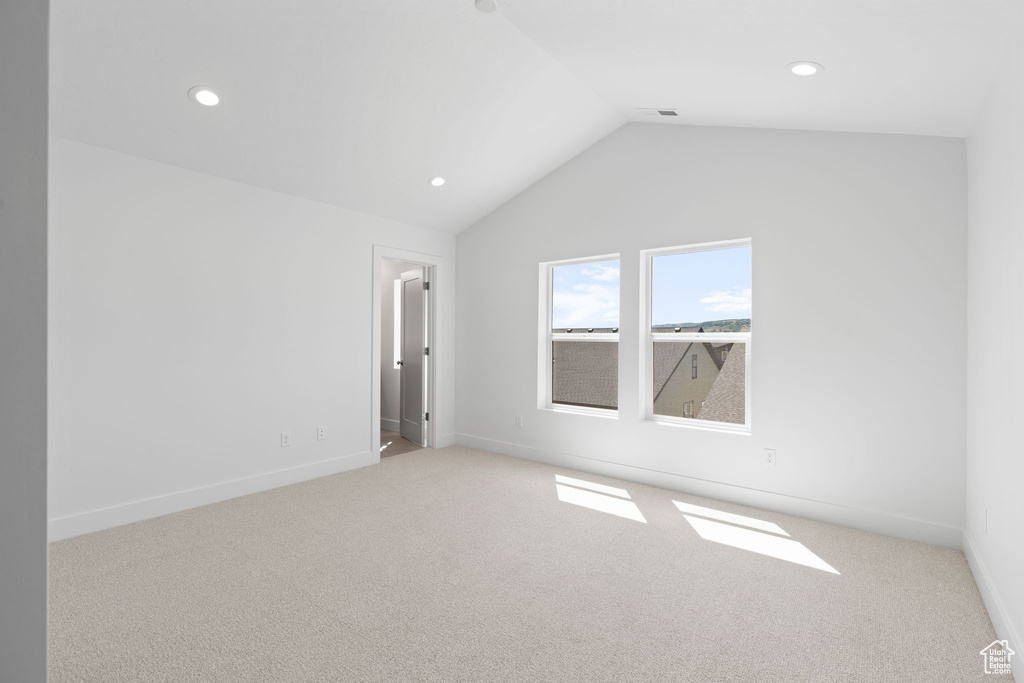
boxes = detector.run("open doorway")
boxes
[372,247,438,462]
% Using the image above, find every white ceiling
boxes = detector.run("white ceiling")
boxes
[49,0,624,233]
[50,0,1010,234]
[502,0,1011,137]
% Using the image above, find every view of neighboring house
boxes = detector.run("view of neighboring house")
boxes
[551,324,746,424]
[697,344,745,423]
[650,324,746,424]
[654,340,726,419]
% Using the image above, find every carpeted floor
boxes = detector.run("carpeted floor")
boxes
[380,429,424,458]
[49,446,1003,682]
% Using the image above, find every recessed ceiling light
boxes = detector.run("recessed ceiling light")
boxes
[188,86,220,106]
[788,62,823,76]
[429,176,446,187]
[474,0,499,13]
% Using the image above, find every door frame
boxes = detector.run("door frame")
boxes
[371,245,440,464]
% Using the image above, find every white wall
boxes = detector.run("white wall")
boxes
[0,0,48,680]
[48,138,456,540]
[456,123,967,547]
[380,259,418,431]
[965,6,1024,673]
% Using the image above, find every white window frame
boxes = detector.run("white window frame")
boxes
[537,253,620,418]
[639,238,752,434]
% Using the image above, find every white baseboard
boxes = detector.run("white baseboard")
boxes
[436,432,456,448]
[380,418,400,431]
[455,433,963,549]
[49,450,372,542]
[963,530,1022,679]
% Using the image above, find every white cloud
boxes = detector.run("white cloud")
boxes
[700,288,751,313]
[553,283,619,327]
[580,264,620,282]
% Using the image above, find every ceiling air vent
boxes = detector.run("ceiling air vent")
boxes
[636,108,679,117]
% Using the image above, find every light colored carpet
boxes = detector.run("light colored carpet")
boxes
[379,429,424,458]
[50,446,1003,682]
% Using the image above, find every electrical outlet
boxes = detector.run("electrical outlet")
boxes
[281,431,291,448]
[765,448,776,467]
[515,415,524,428]
[317,425,326,441]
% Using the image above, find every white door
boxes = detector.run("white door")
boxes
[399,268,426,446]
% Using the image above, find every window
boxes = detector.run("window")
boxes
[643,239,751,431]
[539,255,620,413]
[681,400,695,418]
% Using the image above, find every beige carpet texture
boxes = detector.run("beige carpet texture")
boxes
[49,446,1004,682]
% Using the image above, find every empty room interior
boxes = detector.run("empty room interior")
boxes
[3,0,1024,681]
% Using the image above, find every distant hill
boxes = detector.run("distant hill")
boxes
[653,318,750,333]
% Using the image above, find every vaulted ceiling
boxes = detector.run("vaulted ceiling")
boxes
[50,0,1010,233]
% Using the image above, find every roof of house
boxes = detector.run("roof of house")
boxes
[698,343,746,425]
[652,325,703,334]
[653,342,692,400]
[551,340,618,409]
[552,327,618,334]
[705,343,730,373]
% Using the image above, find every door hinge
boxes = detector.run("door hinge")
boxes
[425,412,429,421]
[424,346,429,356]
[423,281,430,290]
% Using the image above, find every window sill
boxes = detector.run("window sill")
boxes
[648,416,751,435]
[541,404,619,419]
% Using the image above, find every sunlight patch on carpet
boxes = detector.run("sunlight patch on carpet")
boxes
[673,500,789,536]
[555,474,631,499]
[683,515,838,574]
[556,483,646,523]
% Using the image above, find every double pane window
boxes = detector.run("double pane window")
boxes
[545,258,620,411]
[648,241,751,429]
[540,240,751,433]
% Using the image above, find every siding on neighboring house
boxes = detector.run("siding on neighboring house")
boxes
[654,342,724,418]
[651,326,703,396]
